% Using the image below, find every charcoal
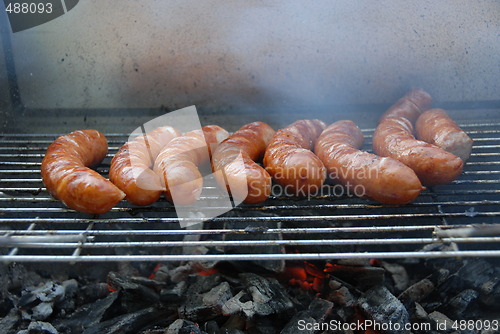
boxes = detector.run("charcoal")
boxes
[380,261,410,293]
[107,272,160,310]
[456,259,496,289]
[280,313,315,334]
[78,283,110,304]
[166,319,203,334]
[428,311,453,332]
[178,274,232,322]
[26,302,53,321]
[54,292,119,333]
[202,320,220,334]
[81,307,170,334]
[17,321,59,334]
[444,289,479,319]
[0,295,15,317]
[160,281,187,304]
[0,309,20,334]
[327,264,385,289]
[398,278,435,304]
[328,286,354,307]
[357,286,411,334]
[221,314,246,331]
[222,273,296,318]
[239,273,294,317]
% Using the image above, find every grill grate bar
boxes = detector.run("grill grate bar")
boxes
[2,250,500,263]
[2,237,500,249]
[1,115,499,262]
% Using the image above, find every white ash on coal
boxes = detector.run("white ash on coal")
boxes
[1,253,500,333]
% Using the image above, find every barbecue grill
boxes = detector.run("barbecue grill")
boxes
[1,112,499,262]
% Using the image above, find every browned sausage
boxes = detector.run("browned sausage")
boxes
[153,125,229,205]
[264,119,327,196]
[416,108,473,161]
[41,130,125,214]
[373,90,463,186]
[315,120,422,204]
[379,88,433,123]
[109,126,181,206]
[212,122,275,204]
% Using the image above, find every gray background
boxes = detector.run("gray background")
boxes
[0,0,498,112]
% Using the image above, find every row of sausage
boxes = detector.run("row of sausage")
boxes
[40,89,473,214]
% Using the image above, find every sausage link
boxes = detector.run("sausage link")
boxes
[373,90,463,186]
[153,125,229,205]
[416,108,473,161]
[264,119,327,196]
[41,130,125,214]
[212,122,275,204]
[315,120,422,204]
[109,126,181,206]
[379,88,433,123]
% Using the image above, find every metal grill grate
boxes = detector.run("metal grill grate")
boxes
[1,115,499,262]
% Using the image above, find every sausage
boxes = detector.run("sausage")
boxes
[263,119,327,196]
[109,126,181,206]
[315,120,423,204]
[416,108,473,161]
[153,125,229,205]
[379,88,433,123]
[41,130,125,214]
[212,122,275,204]
[373,90,463,186]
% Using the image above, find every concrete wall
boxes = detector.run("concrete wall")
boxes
[3,0,500,110]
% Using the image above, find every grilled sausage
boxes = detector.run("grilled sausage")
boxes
[379,88,433,123]
[315,120,422,204]
[416,108,473,161]
[153,125,229,205]
[373,90,463,186]
[41,130,125,214]
[264,119,327,196]
[109,126,181,206]
[212,122,275,204]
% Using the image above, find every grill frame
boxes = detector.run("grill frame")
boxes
[1,116,499,262]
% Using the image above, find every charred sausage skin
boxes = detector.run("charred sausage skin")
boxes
[212,122,275,204]
[41,129,125,214]
[373,89,463,186]
[416,108,473,161]
[264,119,327,196]
[109,126,181,206]
[154,125,229,205]
[315,120,423,204]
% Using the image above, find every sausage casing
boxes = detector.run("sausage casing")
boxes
[41,130,125,214]
[264,119,327,196]
[315,120,422,204]
[373,90,463,186]
[379,88,433,123]
[212,122,275,204]
[109,126,181,206]
[416,108,473,161]
[153,125,229,205]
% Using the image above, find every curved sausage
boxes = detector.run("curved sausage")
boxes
[264,119,327,196]
[153,125,229,205]
[109,126,181,206]
[416,108,473,161]
[373,90,463,186]
[41,130,125,214]
[379,88,433,123]
[315,120,422,204]
[212,122,275,204]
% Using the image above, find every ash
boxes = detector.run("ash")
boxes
[1,248,499,334]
